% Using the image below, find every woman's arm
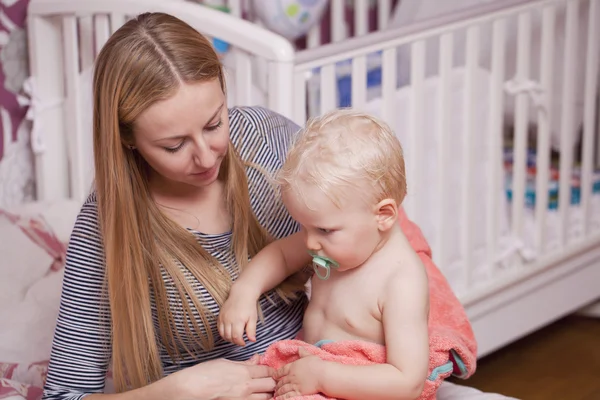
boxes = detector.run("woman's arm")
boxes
[42,201,113,400]
[45,200,277,400]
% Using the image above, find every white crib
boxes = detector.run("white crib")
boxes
[24,0,600,363]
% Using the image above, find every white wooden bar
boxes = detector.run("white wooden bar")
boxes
[380,47,397,143]
[307,24,322,48]
[558,0,579,246]
[331,0,346,42]
[351,55,367,110]
[27,15,67,200]
[408,40,425,223]
[354,0,369,37]
[487,18,506,268]
[110,13,125,34]
[293,71,307,124]
[234,50,253,106]
[78,16,94,72]
[94,14,111,55]
[319,64,337,114]
[377,0,391,30]
[580,0,600,235]
[62,16,86,200]
[436,32,454,266]
[462,25,480,286]
[267,61,294,120]
[534,5,556,252]
[511,11,531,243]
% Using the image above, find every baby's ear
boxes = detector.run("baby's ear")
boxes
[375,198,397,231]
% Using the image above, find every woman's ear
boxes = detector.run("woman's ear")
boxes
[375,198,398,232]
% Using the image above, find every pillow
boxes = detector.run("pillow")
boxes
[0,201,79,365]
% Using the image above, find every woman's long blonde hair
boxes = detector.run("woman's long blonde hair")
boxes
[93,12,303,391]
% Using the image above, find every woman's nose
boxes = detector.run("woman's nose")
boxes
[192,138,217,169]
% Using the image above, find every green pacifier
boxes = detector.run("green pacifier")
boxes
[309,251,340,280]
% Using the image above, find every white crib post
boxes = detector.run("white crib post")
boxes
[511,11,532,247]
[487,18,506,271]
[463,24,481,287]
[408,40,425,224]
[534,5,556,253]
[354,0,369,37]
[27,15,68,201]
[331,0,346,42]
[557,0,579,246]
[62,16,88,202]
[267,61,295,121]
[436,32,454,268]
[580,0,600,236]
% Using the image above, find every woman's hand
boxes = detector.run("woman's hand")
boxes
[218,284,259,346]
[169,355,276,399]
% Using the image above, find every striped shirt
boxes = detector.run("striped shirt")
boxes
[43,107,308,400]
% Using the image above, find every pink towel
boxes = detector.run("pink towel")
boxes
[260,208,477,400]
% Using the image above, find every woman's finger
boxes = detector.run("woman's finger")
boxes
[247,364,276,379]
[248,377,276,393]
[247,394,273,400]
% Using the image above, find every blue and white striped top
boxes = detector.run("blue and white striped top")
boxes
[42,107,308,400]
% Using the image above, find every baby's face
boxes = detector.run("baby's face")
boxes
[282,182,383,273]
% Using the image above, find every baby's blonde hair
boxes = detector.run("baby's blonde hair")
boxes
[279,108,407,208]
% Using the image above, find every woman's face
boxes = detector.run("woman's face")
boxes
[132,79,230,191]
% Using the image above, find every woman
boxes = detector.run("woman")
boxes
[43,12,309,400]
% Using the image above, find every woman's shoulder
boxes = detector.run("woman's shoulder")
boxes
[228,106,301,164]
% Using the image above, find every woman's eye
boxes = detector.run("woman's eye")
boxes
[206,120,223,131]
[164,141,185,153]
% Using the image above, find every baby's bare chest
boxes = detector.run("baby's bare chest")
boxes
[303,272,386,343]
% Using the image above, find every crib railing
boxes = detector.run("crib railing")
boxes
[291,0,600,296]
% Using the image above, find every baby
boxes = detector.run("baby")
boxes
[218,109,430,400]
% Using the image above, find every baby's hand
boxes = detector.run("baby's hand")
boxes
[217,285,258,346]
[273,347,325,398]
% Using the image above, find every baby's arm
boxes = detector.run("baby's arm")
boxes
[218,231,311,345]
[319,258,430,400]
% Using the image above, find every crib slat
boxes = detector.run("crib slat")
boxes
[228,0,242,18]
[319,64,337,114]
[62,16,86,200]
[487,18,506,270]
[381,47,397,143]
[293,71,307,124]
[558,0,579,246]
[377,0,391,30]
[268,61,294,120]
[234,50,253,106]
[581,0,600,235]
[94,14,111,55]
[307,23,322,48]
[408,40,425,224]
[463,25,480,287]
[354,0,369,37]
[351,55,367,110]
[78,16,94,73]
[331,0,346,42]
[110,13,125,34]
[534,5,556,252]
[511,11,531,245]
[436,33,454,267]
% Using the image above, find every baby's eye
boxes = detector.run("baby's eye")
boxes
[318,228,332,234]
